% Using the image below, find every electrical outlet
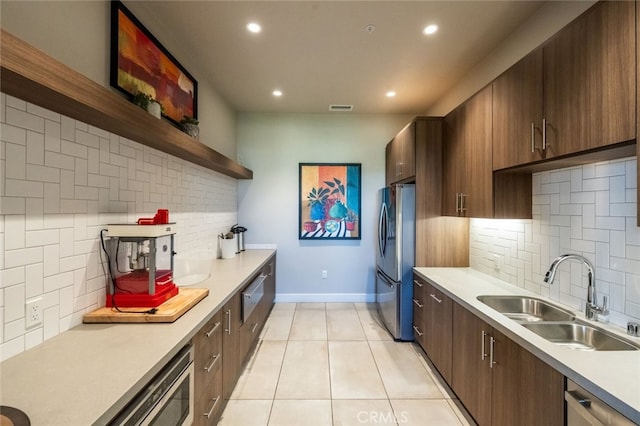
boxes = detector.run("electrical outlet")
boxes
[25,298,43,329]
[321,270,328,279]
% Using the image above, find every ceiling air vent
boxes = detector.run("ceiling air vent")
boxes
[329,104,354,112]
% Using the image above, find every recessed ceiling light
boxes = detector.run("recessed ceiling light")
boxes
[247,22,262,33]
[423,24,439,35]
[272,90,283,97]
[386,91,396,98]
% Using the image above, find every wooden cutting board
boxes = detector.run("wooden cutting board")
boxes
[83,288,209,323]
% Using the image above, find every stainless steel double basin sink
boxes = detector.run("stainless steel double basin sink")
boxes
[477,295,639,351]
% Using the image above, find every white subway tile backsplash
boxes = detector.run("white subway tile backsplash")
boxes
[43,183,61,214]
[6,96,25,110]
[45,120,61,152]
[26,164,60,183]
[1,267,24,289]
[5,143,26,179]
[45,151,75,171]
[5,179,43,198]
[5,215,25,250]
[43,271,73,293]
[43,244,60,277]
[42,305,59,341]
[4,284,25,322]
[5,247,43,269]
[0,197,25,215]
[1,124,26,146]
[25,263,43,299]
[27,103,60,122]
[1,94,238,358]
[60,199,88,214]
[24,328,42,351]
[25,229,58,247]
[471,156,640,329]
[4,318,26,343]
[583,177,609,192]
[6,107,44,133]
[26,130,45,165]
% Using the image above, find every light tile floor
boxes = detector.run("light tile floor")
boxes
[218,302,474,426]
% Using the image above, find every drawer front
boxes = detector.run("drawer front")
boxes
[194,368,224,426]
[412,275,427,345]
[194,311,223,397]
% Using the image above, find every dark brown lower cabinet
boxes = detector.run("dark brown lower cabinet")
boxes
[221,291,243,402]
[451,303,563,426]
[222,254,277,402]
[422,281,453,385]
[413,274,453,384]
[193,310,223,425]
[412,276,426,348]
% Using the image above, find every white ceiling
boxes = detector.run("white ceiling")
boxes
[125,1,545,115]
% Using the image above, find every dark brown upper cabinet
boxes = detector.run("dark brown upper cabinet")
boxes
[492,1,635,171]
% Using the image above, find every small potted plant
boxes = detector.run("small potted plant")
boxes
[345,209,357,231]
[180,116,200,139]
[132,92,162,119]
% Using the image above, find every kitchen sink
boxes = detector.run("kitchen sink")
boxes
[521,322,640,351]
[477,295,575,322]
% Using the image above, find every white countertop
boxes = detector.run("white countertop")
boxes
[414,267,640,424]
[0,249,275,426]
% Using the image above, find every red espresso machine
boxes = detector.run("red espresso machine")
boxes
[105,222,178,308]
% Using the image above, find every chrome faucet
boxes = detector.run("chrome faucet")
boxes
[544,254,607,321]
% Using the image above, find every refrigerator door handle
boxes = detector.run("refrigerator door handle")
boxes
[377,270,395,289]
[378,203,388,258]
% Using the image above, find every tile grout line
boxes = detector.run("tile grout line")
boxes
[323,304,336,425]
[362,310,400,426]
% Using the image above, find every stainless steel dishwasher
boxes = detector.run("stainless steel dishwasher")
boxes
[566,379,635,425]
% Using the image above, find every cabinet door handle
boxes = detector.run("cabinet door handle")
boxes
[542,118,547,151]
[413,325,424,337]
[204,353,221,373]
[224,309,231,335]
[455,192,460,214]
[481,330,488,361]
[489,336,496,368]
[459,193,467,215]
[412,298,424,308]
[206,321,221,338]
[204,396,221,419]
[429,293,442,304]
[251,322,259,333]
[413,279,423,288]
[531,122,535,153]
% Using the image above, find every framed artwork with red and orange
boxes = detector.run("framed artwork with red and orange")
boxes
[110,0,197,125]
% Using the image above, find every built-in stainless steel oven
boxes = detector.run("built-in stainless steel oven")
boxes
[110,344,194,426]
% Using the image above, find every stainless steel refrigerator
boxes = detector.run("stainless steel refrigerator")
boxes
[375,184,415,341]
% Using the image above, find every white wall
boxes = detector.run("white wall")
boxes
[237,113,413,302]
[0,0,237,159]
[470,157,640,329]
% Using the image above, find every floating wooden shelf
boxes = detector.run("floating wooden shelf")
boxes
[0,29,252,180]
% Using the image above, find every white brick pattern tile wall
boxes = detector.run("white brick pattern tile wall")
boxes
[0,94,237,360]
[471,157,640,329]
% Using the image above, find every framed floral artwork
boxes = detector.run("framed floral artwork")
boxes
[299,163,361,240]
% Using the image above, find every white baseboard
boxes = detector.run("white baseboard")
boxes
[245,244,278,249]
[274,293,375,303]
